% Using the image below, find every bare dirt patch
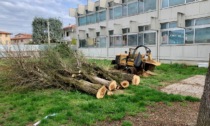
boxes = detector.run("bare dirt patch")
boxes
[161,75,205,98]
[96,102,200,126]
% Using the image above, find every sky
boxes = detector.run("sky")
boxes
[0,0,97,36]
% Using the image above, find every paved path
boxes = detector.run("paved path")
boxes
[161,75,205,98]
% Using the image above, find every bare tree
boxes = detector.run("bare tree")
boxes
[197,55,210,126]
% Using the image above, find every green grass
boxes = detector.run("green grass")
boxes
[0,60,207,126]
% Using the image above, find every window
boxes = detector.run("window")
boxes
[161,23,168,29]
[185,19,195,27]
[99,10,106,21]
[161,21,184,44]
[122,28,130,46]
[196,17,210,26]
[138,25,156,45]
[99,37,106,47]
[79,39,87,48]
[161,31,168,44]
[109,30,114,35]
[144,33,156,45]
[162,0,196,8]
[128,2,138,16]
[138,25,150,32]
[122,28,130,34]
[122,4,128,16]
[128,34,138,46]
[162,0,169,8]
[138,0,144,13]
[185,28,194,44]
[195,27,210,43]
[66,32,69,37]
[144,0,156,12]
[87,13,96,24]
[169,22,177,28]
[123,35,128,46]
[169,0,185,6]
[186,0,195,3]
[185,17,210,44]
[138,26,144,32]
[110,36,123,47]
[169,30,184,44]
[78,16,86,26]
[114,6,122,19]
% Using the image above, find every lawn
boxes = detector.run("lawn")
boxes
[0,59,207,126]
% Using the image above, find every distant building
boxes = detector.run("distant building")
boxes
[0,31,11,45]
[11,33,32,44]
[69,0,210,65]
[62,25,77,44]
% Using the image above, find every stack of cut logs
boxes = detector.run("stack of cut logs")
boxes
[55,64,140,99]
[7,46,140,99]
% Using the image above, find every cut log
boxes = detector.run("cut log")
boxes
[132,75,140,86]
[77,80,107,99]
[92,76,117,91]
[109,71,140,86]
[55,74,107,99]
[107,91,114,96]
[120,80,129,88]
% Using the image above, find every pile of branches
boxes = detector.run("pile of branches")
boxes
[5,44,140,99]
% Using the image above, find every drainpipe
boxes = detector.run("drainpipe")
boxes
[106,2,109,59]
[157,0,161,62]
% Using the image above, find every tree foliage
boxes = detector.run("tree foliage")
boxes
[32,17,62,44]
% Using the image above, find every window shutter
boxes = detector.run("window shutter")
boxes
[150,17,159,30]
[88,28,96,38]
[79,30,86,39]
[100,0,107,8]
[78,5,85,14]
[177,12,185,28]
[130,21,138,33]
[88,1,95,11]
[100,26,107,36]
[114,24,122,34]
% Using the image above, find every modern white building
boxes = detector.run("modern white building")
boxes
[69,0,210,65]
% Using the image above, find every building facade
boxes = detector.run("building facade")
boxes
[11,33,32,44]
[70,0,210,65]
[0,31,11,45]
[62,25,77,44]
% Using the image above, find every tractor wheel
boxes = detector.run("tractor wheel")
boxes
[127,67,137,74]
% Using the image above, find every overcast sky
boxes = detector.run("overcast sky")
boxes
[0,0,96,36]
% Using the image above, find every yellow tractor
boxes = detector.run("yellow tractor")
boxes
[111,45,161,74]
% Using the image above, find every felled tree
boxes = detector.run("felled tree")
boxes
[197,59,210,126]
[32,17,62,44]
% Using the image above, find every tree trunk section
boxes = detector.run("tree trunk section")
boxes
[110,71,140,85]
[91,76,117,91]
[197,64,210,125]
[55,74,107,99]
[120,81,129,88]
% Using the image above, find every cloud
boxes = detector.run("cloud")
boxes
[0,0,83,36]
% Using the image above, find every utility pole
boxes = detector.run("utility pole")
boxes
[47,20,50,45]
